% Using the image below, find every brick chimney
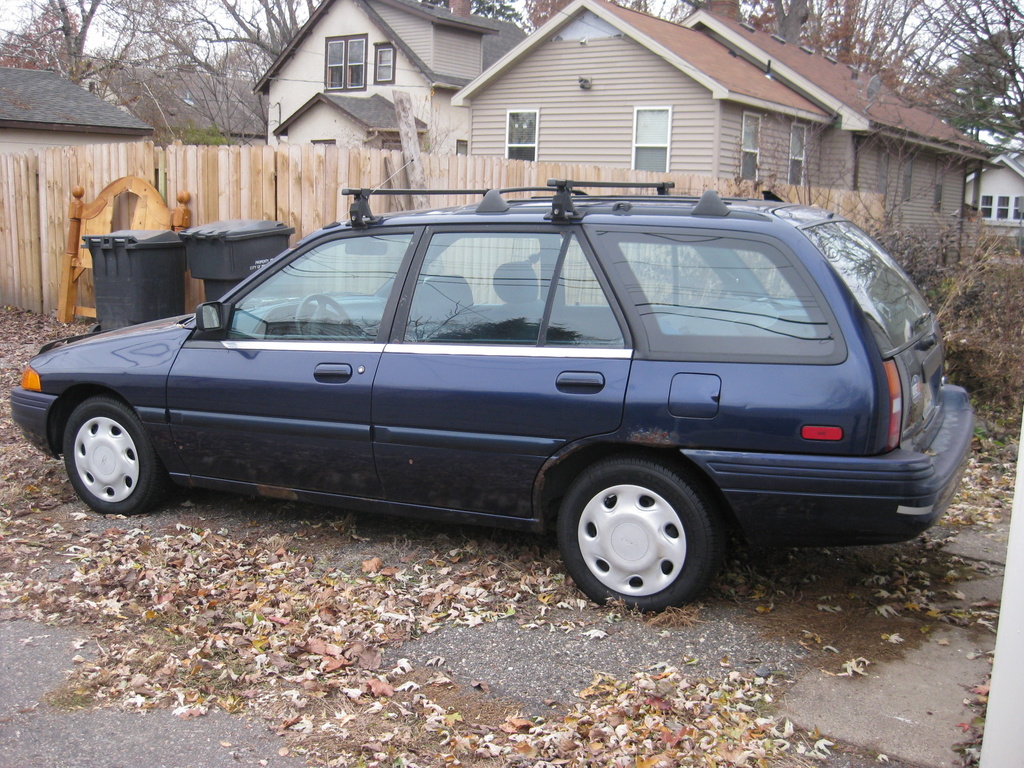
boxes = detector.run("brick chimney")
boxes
[449,0,472,17]
[708,0,740,20]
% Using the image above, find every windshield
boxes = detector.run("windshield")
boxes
[803,221,931,354]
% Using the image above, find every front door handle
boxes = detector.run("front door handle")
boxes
[314,363,353,383]
[556,371,606,394]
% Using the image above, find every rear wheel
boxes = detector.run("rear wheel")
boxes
[557,456,724,611]
[63,396,170,516]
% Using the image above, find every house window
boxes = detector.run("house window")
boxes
[741,113,760,180]
[902,156,913,201]
[326,36,367,90]
[374,44,395,84]
[933,183,944,211]
[981,195,993,218]
[1014,197,1024,220]
[996,195,1010,219]
[633,107,670,173]
[506,110,537,161]
[456,139,468,156]
[789,124,806,185]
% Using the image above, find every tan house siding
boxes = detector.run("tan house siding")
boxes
[468,36,718,170]
[375,4,433,61]
[808,126,853,190]
[434,27,484,78]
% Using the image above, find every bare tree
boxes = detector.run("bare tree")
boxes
[0,0,113,82]
[922,0,1024,146]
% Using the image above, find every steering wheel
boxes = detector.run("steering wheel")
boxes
[297,293,348,336]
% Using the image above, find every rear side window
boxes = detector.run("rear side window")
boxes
[804,221,930,353]
[404,231,624,348]
[597,230,839,361]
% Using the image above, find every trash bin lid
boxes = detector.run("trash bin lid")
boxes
[83,230,184,248]
[180,220,294,242]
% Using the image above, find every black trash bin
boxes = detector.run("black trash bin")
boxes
[83,230,186,331]
[179,219,294,301]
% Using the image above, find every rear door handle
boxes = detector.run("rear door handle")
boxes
[556,371,605,394]
[314,363,353,383]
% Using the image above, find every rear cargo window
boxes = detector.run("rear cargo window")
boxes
[804,221,931,353]
[598,230,839,362]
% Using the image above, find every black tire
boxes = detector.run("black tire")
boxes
[557,456,724,611]
[62,396,170,516]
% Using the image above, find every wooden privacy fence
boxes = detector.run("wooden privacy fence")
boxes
[0,141,886,316]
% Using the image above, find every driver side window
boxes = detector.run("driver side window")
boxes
[229,233,412,341]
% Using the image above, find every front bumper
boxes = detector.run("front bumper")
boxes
[10,387,59,455]
[685,386,975,547]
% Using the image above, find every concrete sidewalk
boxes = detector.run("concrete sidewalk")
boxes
[781,521,1008,767]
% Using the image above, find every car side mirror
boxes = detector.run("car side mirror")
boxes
[195,302,225,332]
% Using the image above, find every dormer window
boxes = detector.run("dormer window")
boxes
[326,36,367,91]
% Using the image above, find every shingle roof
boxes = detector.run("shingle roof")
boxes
[686,11,984,153]
[274,92,426,136]
[599,2,826,118]
[0,67,152,134]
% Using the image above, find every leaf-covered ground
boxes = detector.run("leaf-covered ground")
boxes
[0,306,1015,767]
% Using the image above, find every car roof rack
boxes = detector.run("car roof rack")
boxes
[341,178,685,228]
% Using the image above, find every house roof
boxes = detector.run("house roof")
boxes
[455,0,826,120]
[682,10,986,157]
[274,92,426,136]
[0,67,152,135]
[599,2,826,118]
[255,0,525,94]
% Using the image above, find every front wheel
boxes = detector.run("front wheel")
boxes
[63,396,170,516]
[557,456,724,611]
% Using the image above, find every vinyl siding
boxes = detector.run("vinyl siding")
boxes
[376,4,433,65]
[434,27,483,78]
[467,36,718,170]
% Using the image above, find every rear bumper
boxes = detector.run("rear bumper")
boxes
[10,387,58,455]
[684,386,975,547]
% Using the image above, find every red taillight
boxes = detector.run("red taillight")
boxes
[883,359,903,451]
[801,425,844,441]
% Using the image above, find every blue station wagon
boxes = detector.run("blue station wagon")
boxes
[12,181,975,610]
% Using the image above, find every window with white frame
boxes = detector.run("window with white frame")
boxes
[741,113,760,180]
[788,124,807,185]
[326,36,367,90]
[374,44,395,84]
[506,110,537,161]
[996,195,1010,219]
[1015,196,1024,220]
[633,107,671,172]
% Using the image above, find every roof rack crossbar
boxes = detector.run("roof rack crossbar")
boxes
[342,179,683,227]
[547,178,676,196]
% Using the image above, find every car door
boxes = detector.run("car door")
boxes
[166,230,417,499]
[372,227,632,519]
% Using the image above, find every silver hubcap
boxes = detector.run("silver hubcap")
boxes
[73,416,139,503]
[577,483,686,596]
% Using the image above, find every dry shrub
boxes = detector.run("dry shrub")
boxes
[876,225,1024,431]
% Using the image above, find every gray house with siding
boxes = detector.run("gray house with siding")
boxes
[454,0,987,227]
